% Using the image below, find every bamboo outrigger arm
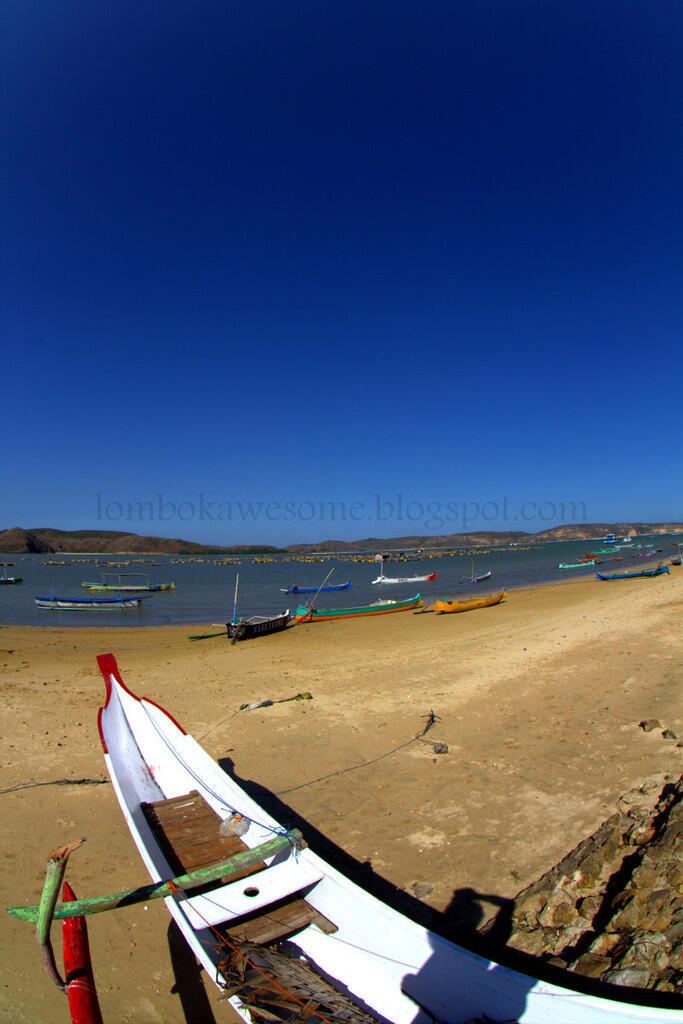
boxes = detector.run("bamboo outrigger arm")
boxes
[8,830,303,924]
[35,839,85,991]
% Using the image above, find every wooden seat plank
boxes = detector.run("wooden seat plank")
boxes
[141,790,264,883]
[142,790,337,940]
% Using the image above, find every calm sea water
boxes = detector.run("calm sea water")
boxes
[1,533,679,628]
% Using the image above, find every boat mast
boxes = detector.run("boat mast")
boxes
[232,574,239,627]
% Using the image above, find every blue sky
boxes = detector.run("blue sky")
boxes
[2,1,681,546]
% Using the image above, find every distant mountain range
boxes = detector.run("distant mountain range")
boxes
[1,523,681,554]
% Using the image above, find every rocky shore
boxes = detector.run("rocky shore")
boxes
[500,769,683,994]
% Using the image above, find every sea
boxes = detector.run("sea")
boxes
[1,532,680,628]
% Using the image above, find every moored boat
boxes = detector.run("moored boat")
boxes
[435,588,506,614]
[460,557,493,585]
[0,575,22,584]
[596,565,670,581]
[296,593,423,621]
[559,561,596,569]
[372,572,436,584]
[280,580,351,594]
[82,573,175,592]
[35,594,145,609]
[89,653,681,1024]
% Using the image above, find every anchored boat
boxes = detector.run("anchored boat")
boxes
[281,580,352,594]
[82,573,175,592]
[371,556,436,585]
[35,594,145,610]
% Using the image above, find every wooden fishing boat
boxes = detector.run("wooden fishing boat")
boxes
[372,572,436,584]
[371,555,435,585]
[280,580,351,594]
[671,556,682,567]
[93,653,681,1024]
[227,611,291,640]
[459,557,492,585]
[435,588,506,614]
[296,593,423,622]
[559,561,595,569]
[82,573,175,592]
[34,594,145,609]
[0,575,22,584]
[596,565,670,581]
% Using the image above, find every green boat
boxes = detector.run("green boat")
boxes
[295,593,423,622]
[82,573,175,592]
[558,561,595,569]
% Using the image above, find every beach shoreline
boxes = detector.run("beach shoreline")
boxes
[1,567,681,1022]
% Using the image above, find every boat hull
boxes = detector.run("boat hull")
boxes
[82,583,174,592]
[280,580,351,594]
[227,611,290,639]
[435,589,506,614]
[596,566,670,581]
[95,654,680,1024]
[35,595,144,609]
[372,572,436,584]
[295,594,423,621]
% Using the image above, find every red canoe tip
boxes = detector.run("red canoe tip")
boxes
[96,652,118,676]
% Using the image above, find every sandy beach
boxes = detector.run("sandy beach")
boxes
[1,568,682,1024]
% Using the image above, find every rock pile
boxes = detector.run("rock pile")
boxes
[497,774,683,993]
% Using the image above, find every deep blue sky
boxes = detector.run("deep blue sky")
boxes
[2,1,681,545]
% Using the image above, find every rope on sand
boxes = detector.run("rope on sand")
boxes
[0,778,109,796]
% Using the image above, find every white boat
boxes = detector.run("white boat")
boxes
[372,555,437,585]
[96,653,679,1024]
[372,572,436,585]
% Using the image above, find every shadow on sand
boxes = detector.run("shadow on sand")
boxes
[167,918,218,1024]
[163,757,680,1022]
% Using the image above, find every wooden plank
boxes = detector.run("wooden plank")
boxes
[225,896,319,944]
[141,791,265,884]
[142,790,337,941]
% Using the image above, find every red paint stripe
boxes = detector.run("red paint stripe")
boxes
[96,653,187,753]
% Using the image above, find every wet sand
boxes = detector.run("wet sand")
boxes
[1,568,682,1023]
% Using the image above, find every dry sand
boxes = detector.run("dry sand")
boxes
[1,568,682,1023]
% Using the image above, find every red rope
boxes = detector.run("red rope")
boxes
[168,881,337,1024]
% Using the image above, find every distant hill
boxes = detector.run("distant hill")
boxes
[1,522,680,555]
[0,527,283,555]
[285,522,683,552]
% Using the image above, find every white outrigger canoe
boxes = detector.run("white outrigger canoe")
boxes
[372,572,437,585]
[97,653,679,1024]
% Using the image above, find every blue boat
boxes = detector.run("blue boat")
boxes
[280,579,352,594]
[35,594,147,609]
[595,565,670,581]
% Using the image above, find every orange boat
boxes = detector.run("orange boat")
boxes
[435,589,506,615]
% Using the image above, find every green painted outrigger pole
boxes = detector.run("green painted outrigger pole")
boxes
[8,829,303,924]
[33,838,85,990]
